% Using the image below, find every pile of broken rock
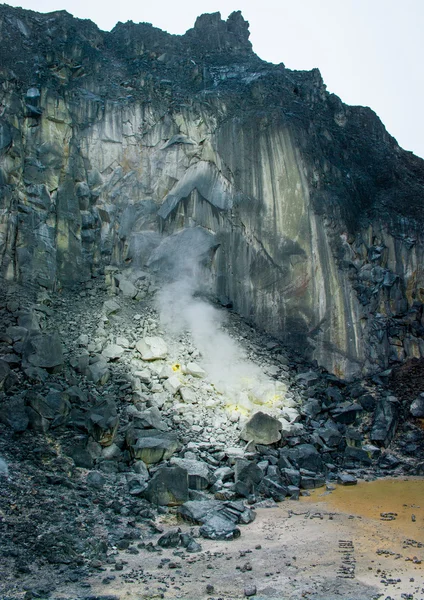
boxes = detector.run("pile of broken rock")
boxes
[0,273,423,587]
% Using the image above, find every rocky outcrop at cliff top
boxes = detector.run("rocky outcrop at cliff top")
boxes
[0,5,423,378]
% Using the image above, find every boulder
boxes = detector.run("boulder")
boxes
[240,411,282,445]
[143,465,188,506]
[130,406,168,431]
[317,422,342,447]
[410,394,424,418]
[0,396,29,432]
[25,389,71,432]
[23,366,48,383]
[287,444,323,473]
[164,375,182,395]
[136,336,168,361]
[119,279,137,298]
[178,500,222,524]
[170,457,211,490]
[102,344,125,361]
[331,403,363,425]
[370,396,399,447]
[103,299,120,315]
[126,427,179,463]
[157,529,181,548]
[22,332,63,372]
[337,473,357,485]
[235,460,263,493]
[86,357,110,385]
[199,515,241,540]
[87,399,119,446]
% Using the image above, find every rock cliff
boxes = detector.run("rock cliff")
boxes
[0,5,424,378]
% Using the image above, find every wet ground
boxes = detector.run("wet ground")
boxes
[49,479,424,600]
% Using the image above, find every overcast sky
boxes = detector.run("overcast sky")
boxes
[6,0,424,158]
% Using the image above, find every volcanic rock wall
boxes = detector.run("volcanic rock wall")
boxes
[0,5,424,378]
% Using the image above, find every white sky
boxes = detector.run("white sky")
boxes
[6,0,424,158]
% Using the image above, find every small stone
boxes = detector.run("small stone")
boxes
[244,584,257,597]
[102,344,125,360]
[337,473,357,486]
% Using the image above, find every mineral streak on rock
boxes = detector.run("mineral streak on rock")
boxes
[0,6,423,379]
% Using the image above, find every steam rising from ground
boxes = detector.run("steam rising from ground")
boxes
[157,265,286,414]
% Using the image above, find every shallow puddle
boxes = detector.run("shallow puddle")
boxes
[302,477,424,542]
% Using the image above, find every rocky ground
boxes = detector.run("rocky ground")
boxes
[1,267,424,599]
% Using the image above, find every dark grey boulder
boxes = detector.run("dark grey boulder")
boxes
[301,398,322,419]
[23,366,49,383]
[17,310,40,331]
[199,514,241,540]
[344,446,372,466]
[240,411,282,445]
[358,393,377,412]
[86,471,106,489]
[287,444,323,473]
[378,453,401,469]
[69,445,94,469]
[0,396,29,432]
[300,475,325,490]
[337,473,357,485]
[317,422,342,447]
[143,465,188,506]
[331,403,363,425]
[25,389,71,432]
[370,396,399,447]
[88,399,119,447]
[258,477,288,501]
[235,460,263,493]
[170,457,211,490]
[178,500,222,524]
[86,356,110,385]
[157,529,181,548]
[22,332,63,372]
[126,426,179,464]
[281,468,301,487]
[131,406,168,431]
[410,394,424,418]
[126,473,148,496]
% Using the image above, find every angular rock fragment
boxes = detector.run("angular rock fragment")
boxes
[185,362,206,378]
[126,427,179,463]
[199,515,241,540]
[0,396,29,432]
[170,457,211,490]
[119,279,137,298]
[87,399,119,446]
[22,332,63,372]
[136,336,168,361]
[370,396,399,447]
[102,343,125,361]
[143,465,188,506]
[87,356,110,385]
[337,473,358,485]
[410,393,424,418]
[240,411,282,445]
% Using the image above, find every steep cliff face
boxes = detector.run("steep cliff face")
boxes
[0,5,424,378]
